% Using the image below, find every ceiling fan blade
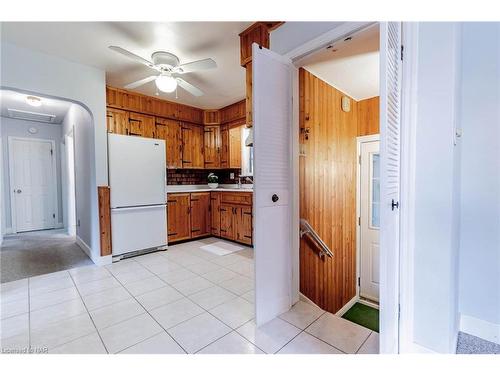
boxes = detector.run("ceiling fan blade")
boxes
[124,75,158,90]
[174,58,217,74]
[109,46,159,71]
[176,78,204,96]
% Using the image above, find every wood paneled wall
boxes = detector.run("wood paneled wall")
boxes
[357,96,380,136]
[98,186,112,256]
[299,68,358,313]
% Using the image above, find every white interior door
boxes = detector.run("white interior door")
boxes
[9,137,56,232]
[360,140,381,302]
[253,44,296,325]
[379,22,403,353]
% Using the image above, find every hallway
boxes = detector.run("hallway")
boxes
[0,229,92,283]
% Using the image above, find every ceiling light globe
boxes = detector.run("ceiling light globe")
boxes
[155,75,177,93]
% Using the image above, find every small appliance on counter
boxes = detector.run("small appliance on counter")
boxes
[108,134,168,259]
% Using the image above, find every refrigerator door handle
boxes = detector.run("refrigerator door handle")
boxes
[112,204,166,212]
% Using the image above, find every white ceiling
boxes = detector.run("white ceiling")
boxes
[1,22,252,109]
[0,90,72,124]
[301,24,379,101]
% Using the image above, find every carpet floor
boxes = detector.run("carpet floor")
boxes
[342,302,380,332]
[0,229,93,283]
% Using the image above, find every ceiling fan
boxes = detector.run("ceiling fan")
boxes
[109,46,217,97]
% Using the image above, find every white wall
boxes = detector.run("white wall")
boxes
[458,22,500,340]
[411,22,462,353]
[61,104,96,253]
[1,42,108,263]
[1,117,64,230]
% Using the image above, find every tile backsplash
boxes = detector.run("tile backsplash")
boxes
[167,169,248,185]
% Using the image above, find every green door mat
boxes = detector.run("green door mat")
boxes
[342,302,379,332]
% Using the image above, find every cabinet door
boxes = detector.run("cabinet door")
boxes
[236,206,253,245]
[156,118,182,169]
[220,204,235,240]
[182,124,204,169]
[210,192,221,236]
[190,192,211,238]
[106,108,129,135]
[204,126,221,168]
[167,193,191,242]
[129,112,155,138]
[220,125,229,168]
[229,125,242,168]
[191,125,205,168]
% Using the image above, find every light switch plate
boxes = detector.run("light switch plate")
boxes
[230,172,235,179]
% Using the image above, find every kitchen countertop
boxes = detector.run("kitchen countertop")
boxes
[166,184,253,193]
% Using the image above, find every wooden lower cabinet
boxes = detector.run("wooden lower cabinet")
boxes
[167,191,252,246]
[167,193,191,242]
[235,206,253,245]
[219,204,235,240]
[210,192,221,236]
[190,192,211,238]
[219,192,253,245]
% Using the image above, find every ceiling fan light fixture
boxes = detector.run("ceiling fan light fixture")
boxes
[155,74,177,93]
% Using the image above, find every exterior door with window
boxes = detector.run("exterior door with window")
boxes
[360,140,380,302]
[9,138,57,232]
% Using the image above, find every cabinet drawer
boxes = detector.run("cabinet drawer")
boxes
[220,192,252,206]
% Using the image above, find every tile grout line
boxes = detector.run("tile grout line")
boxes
[108,268,189,354]
[355,331,373,354]
[67,271,109,354]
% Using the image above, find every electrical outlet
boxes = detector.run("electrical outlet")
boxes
[230,172,235,179]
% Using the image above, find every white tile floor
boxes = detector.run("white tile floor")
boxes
[0,238,379,354]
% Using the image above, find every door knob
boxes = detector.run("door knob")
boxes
[272,194,279,203]
[391,199,399,211]
[16,189,22,194]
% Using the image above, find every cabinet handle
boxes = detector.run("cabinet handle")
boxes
[168,232,178,236]
[244,235,252,239]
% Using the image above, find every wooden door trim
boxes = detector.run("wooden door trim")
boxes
[8,136,58,233]
[355,134,380,301]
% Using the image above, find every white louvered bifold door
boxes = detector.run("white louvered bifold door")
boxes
[379,21,403,354]
[252,44,296,325]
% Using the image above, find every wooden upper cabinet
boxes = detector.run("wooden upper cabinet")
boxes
[153,98,179,119]
[190,192,211,238]
[155,117,182,169]
[245,63,253,126]
[203,110,221,125]
[220,125,229,168]
[167,193,191,242]
[238,22,283,66]
[181,124,204,168]
[106,108,129,135]
[210,192,221,236]
[128,112,155,138]
[178,104,203,124]
[204,126,221,168]
[220,100,246,124]
[229,125,242,168]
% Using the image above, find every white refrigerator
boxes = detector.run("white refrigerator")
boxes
[108,134,167,257]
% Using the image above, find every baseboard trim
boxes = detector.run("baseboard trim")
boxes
[299,293,322,310]
[56,222,64,229]
[460,314,500,345]
[75,236,112,267]
[335,296,358,316]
